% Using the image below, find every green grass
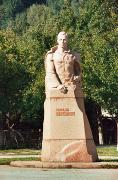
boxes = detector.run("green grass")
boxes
[0,157,40,165]
[0,146,117,156]
[0,146,117,165]
[0,149,41,165]
[97,145,118,156]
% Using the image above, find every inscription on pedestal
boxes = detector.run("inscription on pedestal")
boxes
[56,108,75,116]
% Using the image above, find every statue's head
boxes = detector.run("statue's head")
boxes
[57,31,68,49]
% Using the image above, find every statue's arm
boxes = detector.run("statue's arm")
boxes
[45,53,61,88]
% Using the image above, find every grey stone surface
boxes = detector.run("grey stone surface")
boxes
[0,155,40,158]
[0,166,118,180]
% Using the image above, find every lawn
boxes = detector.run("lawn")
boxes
[0,157,40,165]
[97,145,118,157]
[0,145,117,156]
[0,145,117,165]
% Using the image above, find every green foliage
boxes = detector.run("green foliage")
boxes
[0,0,24,28]
[0,30,31,112]
[74,0,118,115]
[0,0,47,29]
[0,0,117,126]
[15,30,45,122]
[47,0,64,14]
[9,11,28,34]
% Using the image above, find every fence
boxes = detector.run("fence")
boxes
[0,129,42,149]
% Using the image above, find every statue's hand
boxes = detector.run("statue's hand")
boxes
[57,84,68,94]
[73,76,81,83]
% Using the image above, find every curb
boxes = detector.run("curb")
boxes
[10,161,118,169]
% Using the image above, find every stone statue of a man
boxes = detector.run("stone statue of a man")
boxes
[45,32,82,94]
[42,32,98,163]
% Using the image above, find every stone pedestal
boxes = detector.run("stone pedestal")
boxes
[42,88,98,162]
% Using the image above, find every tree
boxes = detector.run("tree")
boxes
[0,0,23,28]
[74,0,118,116]
[17,29,46,123]
[0,0,117,128]
[0,0,47,29]
[0,29,31,127]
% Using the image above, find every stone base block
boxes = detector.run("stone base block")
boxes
[42,89,98,162]
[42,139,98,162]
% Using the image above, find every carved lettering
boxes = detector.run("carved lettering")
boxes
[56,108,75,116]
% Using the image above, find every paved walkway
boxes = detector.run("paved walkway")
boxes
[0,154,40,158]
[99,156,118,160]
[0,165,118,180]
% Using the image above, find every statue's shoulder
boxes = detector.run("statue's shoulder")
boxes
[45,46,58,61]
[45,52,53,61]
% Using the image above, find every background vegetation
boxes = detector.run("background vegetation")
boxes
[0,0,117,131]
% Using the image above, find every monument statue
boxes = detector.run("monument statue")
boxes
[45,32,82,94]
[42,32,98,162]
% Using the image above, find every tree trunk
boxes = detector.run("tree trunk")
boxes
[98,124,104,145]
[116,119,118,151]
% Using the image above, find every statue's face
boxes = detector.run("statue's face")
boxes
[57,34,68,49]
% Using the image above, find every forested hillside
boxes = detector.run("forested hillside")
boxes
[0,0,118,128]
